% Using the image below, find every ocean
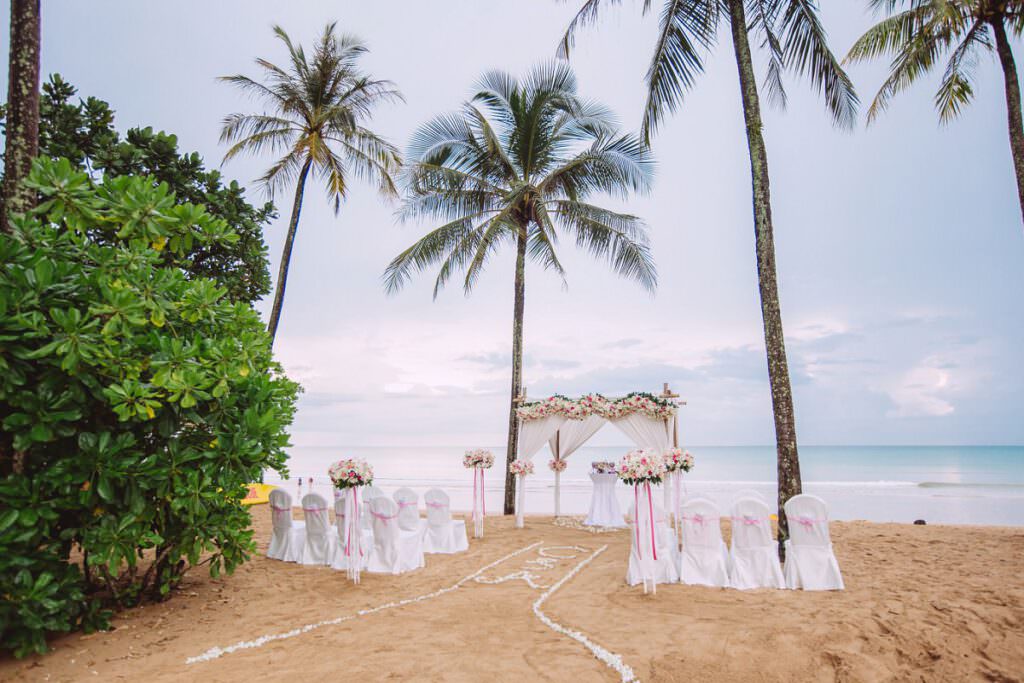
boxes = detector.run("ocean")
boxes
[265,445,1024,526]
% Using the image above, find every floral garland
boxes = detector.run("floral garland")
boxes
[663,447,694,472]
[516,392,677,422]
[617,449,666,485]
[509,459,535,476]
[463,448,494,469]
[328,458,373,489]
[548,458,567,473]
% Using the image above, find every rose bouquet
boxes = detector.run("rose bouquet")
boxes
[616,449,667,485]
[548,458,568,473]
[328,458,373,489]
[663,447,694,473]
[509,459,535,476]
[463,449,495,469]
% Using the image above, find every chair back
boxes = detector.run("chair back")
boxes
[301,493,331,537]
[784,494,833,547]
[423,488,452,527]
[627,501,666,525]
[733,489,766,504]
[369,496,400,565]
[393,487,420,531]
[680,498,723,548]
[334,489,348,526]
[268,489,293,531]
[364,485,385,501]
[730,497,774,549]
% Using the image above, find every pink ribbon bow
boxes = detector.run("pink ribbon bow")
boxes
[795,515,820,530]
[732,515,761,526]
[370,510,397,521]
[303,507,327,513]
[425,501,446,509]
[684,513,708,527]
[397,501,417,508]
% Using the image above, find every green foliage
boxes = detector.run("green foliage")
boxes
[384,62,657,297]
[0,158,300,657]
[1,75,274,303]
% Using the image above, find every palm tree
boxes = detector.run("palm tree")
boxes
[220,23,403,345]
[384,63,657,514]
[2,0,41,233]
[560,0,858,557]
[846,0,1024,228]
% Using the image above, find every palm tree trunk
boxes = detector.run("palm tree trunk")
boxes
[726,0,801,561]
[503,224,528,515]
[1,0,41,233]
[991,17,1024,229]
[266,158,312,346]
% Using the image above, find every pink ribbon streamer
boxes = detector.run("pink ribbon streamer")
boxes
[345,488,363,558]
[303,507,327,513]
[646,482,658,561]
[634,483,658,562]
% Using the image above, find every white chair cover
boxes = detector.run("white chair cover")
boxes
[300,493,335,565]
[783,494,844,590]
[362,485,385,530]
[422,488,469,554]
[267,489,304,562]
[330,491,371,571]
[393,487,424,532]
[729,497,785,589]
[679,498,731,588]
[367,497,425,574]
[585,472,626,527]
[625,487,679,589]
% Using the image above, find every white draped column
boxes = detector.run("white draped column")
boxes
[516,414,566,525]
[611,412,673,510]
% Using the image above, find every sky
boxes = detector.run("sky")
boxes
[5,1,1023,447]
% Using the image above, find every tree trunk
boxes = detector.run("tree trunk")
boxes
[266,158,312,346]
[1,0,41,232]
[726,0,802,561]
[503,224,528,515]
[991,17,1024,230]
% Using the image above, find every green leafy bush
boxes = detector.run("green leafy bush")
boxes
[0,158,300,657]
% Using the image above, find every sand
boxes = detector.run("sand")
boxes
[2,512,1022,682]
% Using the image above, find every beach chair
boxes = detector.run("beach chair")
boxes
[422,489,469,554]
[783,494,844,590]
[393,487,424,532]
[679,498,731,588]
[626,499,680,588]
[729,497,785,589]
[367,497,425,574]
[299,493,336,565]
[267,489,304,562]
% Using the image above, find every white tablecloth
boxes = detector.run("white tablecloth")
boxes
[585,473,626,527]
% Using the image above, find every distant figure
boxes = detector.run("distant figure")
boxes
[914,519,927,525]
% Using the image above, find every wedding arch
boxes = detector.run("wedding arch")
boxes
[514,385,684,516]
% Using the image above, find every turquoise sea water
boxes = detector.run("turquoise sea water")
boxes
[267,445,1024,526]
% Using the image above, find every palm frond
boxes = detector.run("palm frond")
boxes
[935,19,988,124]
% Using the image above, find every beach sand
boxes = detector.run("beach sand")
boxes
[2,512,1022,682]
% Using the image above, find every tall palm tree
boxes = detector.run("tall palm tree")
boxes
[560,0,858,557]
[384,63,657,514]
[846,0,1024,229]
[220,23,403,345]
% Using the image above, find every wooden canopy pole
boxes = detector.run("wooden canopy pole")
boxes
[660,382,683,448]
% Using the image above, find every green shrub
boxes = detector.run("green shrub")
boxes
[0,158,300,657]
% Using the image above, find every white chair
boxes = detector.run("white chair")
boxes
[783,494,844,590]
[367,497,425,574]
[299,493,336,565]
[679,498,731,588]
[733,489,766,504]
[267,489,304,562]
[729,497,785,589]
[422,489,469,554]
[331,490,371,571]
[625,499,680,587]
[361,485,385,530]
[393,487,424,532]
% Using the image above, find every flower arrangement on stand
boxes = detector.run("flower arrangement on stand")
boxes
[617,449,667,594]
[328,458,374,584]
[663,447,694,547]
[464,449,493,538]
[509,459,535,528]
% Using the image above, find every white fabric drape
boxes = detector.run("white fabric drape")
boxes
[611,413,673,509]
[518,415,567,460]
[548,414,605,516]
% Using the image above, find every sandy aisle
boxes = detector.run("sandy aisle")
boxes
[2,513,1022,682]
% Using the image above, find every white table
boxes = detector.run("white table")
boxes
[584,472,626,527]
